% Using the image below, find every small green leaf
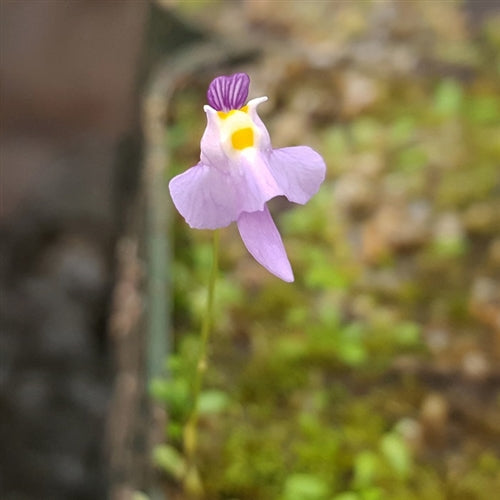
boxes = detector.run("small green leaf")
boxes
[333,492,360,500]
[167,421,183,441]
[396,322,421,347]
[433,79,463,116]
[396,146,427,173]
[132,492,150,500]
[153,444,186,480]
[337,323,368,367]
[361,488,383,500]
[353,450,379,488]
[198,389,230,415]
[337,341,367,367]
[283,473,329,500]
[351,119,382,149]
[466,95,499,124]
[149,377,190,415]
[380,433,411,478]
[389,116,416,146]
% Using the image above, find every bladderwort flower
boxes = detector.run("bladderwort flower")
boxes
[169,72,326,282]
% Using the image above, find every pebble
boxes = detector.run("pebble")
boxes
[420,393,449,444]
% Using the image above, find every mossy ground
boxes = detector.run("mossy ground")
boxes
[153,2,500,499]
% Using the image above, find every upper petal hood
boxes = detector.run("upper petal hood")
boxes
[206,73,250,112]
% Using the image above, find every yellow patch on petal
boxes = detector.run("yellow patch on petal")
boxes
[217,106,248,120]
[231,127,254,150]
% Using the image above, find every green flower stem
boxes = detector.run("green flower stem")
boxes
[183,229,220,497]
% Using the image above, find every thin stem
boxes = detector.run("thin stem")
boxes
[183,229,220,497]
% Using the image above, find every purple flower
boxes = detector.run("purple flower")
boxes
[169,73,326,282]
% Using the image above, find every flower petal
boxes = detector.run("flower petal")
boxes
[246,96,271,151]
[169,151,281,230]
[169,162,235,229]
[237,206,294,282]
[201,105,230,169]
[207,73,250,112]
[268,146,326,204]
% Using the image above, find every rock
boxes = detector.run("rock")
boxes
[335,173,378,218]
[488,238,500,268]
[432,211,467,256]
[420,393,449,445]
[425,327,451,355]
[361,202,430,262]
[469,277,500,334]
[396,417,425,455]
[461,350,490,381]
[339,71,381,117]
[463,201,500,235]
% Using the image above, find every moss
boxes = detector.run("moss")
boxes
[157,3,500,498]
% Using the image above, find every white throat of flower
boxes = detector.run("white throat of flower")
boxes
[204,96,268,158]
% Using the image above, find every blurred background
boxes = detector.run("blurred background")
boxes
[1,1,499,499]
